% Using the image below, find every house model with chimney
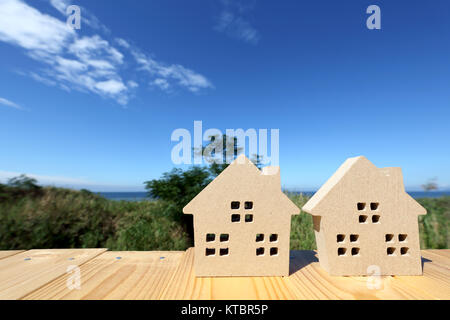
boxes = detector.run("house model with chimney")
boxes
[302,156,427,276]
[183,155,300,277]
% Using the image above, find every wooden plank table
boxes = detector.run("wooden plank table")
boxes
[0,249,447,300]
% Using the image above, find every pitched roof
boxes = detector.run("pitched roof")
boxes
[183,154,299,216]
[302,156,426,217]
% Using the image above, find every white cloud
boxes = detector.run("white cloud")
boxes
[132,50,213,92]
[127,80,139,89]
[95,79,127,95]
[49,0,68,15]
[115,38,130,49]
[0,0,75,54]
[0,97,23,110]
[215,0,260,44]
[0,0,213,105]
[152,78,170,91]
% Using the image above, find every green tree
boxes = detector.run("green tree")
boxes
[144,134,247,239]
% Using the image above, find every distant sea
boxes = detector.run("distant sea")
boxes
[99,191,450,202]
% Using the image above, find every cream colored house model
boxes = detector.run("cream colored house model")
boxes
[183,155,300,277]
[302,156,427,276]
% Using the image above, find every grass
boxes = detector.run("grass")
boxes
[0,186,447,251]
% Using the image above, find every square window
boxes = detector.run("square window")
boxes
[206,234,215,242]
[400,247,409,255]
[337,234,345,243]
[385,234,394,242]
[256,234,264,242]
[231,201,240,209]
[256,247,265,256]
[244,201,253,210]
[359,215,368,223]
[372,215,380,223]
[370,202,379,210]
[205,248,215,256]
[231,214,240,222]
[357,202,366,211]
[350,234,359,242]
[220,234,229,242]
[338,248,347,256]
[245,214,253,222]
[270,247,278,256]
[269,234,278,242]
[387,247,396,256]
[351,248,360,256]
[399,234,407,242]
[220,248,229,256]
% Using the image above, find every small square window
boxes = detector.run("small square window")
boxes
[337,234,345,243]
[231,201,240,209]
[270,247,278,256]
[350,234,359,242]
[244,201,253,210]
[256,234,264,242]
[220,234,229,242]
[219,248,229,256]
[231,214,240,222]
[399,234,407,242]
[338,248,347,256]
[400,247,409,255]
[245,214,253,222]
[206,234,215,242]
[372,215,380,223]
[357,202,366,211]
[256,247,265,256]
[351,248,360,256]
[370,202,379,210]
[359,215,368,223]
[387,247,396,256]
[385,234,394,242]
[269,234,278,242]
[205,248,215,256]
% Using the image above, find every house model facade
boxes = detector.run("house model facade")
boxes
[302,156,427,276]
[183,155,300,277]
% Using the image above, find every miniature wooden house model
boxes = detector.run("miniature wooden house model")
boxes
[302,156,426,276]
[183,155,300,277]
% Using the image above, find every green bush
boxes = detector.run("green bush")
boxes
[0,187,191,251]
[0,179,447,251]
[418,196,449,249]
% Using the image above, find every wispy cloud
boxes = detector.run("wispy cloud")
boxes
[0,97,23,110]
[49,0,110,33]
[132,49,214,93]
[0,0,213,105]
[215,0,260,45]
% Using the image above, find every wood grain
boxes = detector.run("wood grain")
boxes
[0,251,24,260]
[23,251,184,300]
[0,249,448,300]
[160,248,308,300]
[286,250,450,300]
[0,249,106,299]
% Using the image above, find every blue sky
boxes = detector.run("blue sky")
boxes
[0,0,449,191]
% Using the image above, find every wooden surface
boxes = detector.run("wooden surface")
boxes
[0,248,448,300]
[0,251,24,260]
